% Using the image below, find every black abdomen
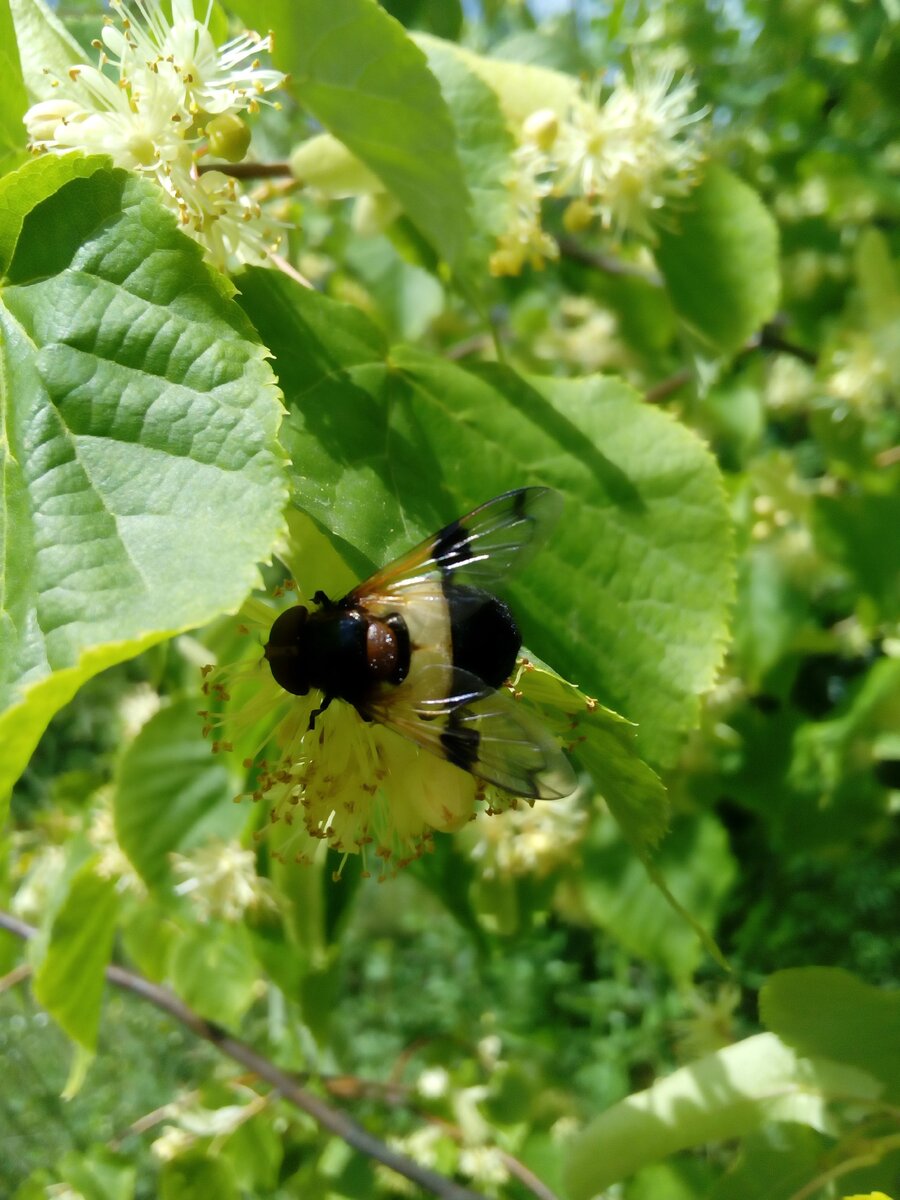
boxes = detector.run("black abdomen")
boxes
[446,585,521,688]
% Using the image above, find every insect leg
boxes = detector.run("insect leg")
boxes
[307,693,334,732]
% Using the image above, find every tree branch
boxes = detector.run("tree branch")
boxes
[197,160,294,179]
[0,911,486,1200]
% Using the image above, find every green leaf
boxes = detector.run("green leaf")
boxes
[114,700,241,888]
[57,1147,136,1200]
[32,860,119,1050]
[0,0,28,176]
[416,34,581,124]
[563,1033,882,1199]
[706,1125,829,1200]
[813,493,900,620]
[160,1153,239,1200]
[0,160,287,812]
[8,0,88,100]
[237,271,734,766]
[234,0,472,266]
[169,921,260,1027]
[415,36,516,276]
[655,165,780,355]
[513,656,668,851]
[760,968,900,1103]
[0,152,109,273]
[580,812,735,979]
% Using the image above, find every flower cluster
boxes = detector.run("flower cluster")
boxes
[463,787,586,880]
[492,65,706,276]
[24,0,284,270]
[200,597,559,879]
[171,839,275,922]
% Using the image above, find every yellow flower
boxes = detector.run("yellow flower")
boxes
[553,65,706,240]
[200,597,570,879]
[23,0,284,270]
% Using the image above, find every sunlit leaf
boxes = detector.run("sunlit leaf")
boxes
[564,1033,882,1199]
[233,0,472,265]
[0,0,27,175]
[0,159,287,812]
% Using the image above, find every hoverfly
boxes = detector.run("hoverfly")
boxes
[264,488,576,801]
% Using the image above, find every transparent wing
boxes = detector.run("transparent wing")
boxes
[366,664,577,801]
[347,487,562,605]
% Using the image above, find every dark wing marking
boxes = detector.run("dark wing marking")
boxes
[346,487,562,604]
[365,665,577,801]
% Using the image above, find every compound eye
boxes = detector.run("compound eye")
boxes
[266,604,308,650]
[264,605,311,695]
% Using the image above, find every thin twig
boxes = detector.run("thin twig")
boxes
[0,962,32,993]
[0,911,486,1200]
[198,160,294,179]
[556,235,663,286]
[874,445,900,468]
[645,368,692,404]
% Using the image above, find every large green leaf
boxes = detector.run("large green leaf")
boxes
[760,968,900,1103]
[563,1032,882,1199]
[114,699,241,888]
[231,0,471,267]
[0,158,287,812]
[32,859,120,1050]
[655,165,780,356]
[238,268,734,765]
[0,0,27,176]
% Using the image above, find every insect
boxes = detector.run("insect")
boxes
[264,488,577,801]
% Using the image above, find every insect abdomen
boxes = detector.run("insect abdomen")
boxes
[446,585,521,688]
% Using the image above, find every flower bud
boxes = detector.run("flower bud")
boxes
[206,112,252,162]
[563,197,595,233]
[522,108,559,150]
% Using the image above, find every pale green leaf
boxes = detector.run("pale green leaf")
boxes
[415,34,581,125]
[564,1033,883,1199]
[233,0,472,266]
[415,35,516,275]
[655,165,781,355]
[32,860,119,1050]
[0,0,28,176]
[237,271,734,767]
[114,699,241,888]
[8,0,88,101]
[0,160,287,812]
[760,968,900,1103]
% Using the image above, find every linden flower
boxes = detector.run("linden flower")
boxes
[199,600,537,879]
[23,0,284,270]
[171,839,275,923]
[489,143,559,277]
[553,66,706,240]
[464,787,587,880]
